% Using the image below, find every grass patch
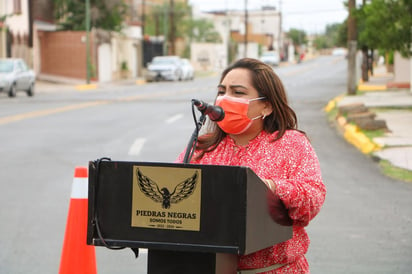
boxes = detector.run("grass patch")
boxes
[370,106,412,112]
[362,129,385,140]
[326,106,338,122]
[379,160,412,183]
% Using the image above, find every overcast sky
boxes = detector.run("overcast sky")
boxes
[188,0,348,34]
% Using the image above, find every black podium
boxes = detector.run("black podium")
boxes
[87,160,292,274]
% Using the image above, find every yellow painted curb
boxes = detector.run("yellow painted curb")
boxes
[324,94,344,113]
[358,84,387,91]
[136,79,146,85]
[372,73,391,78]
[324,100,336,113]
[337,116,347,128]
[75,84,98,91]
[343,124,381,154]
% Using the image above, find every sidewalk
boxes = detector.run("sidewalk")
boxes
[35,73,145,93]
[327,65,412,172]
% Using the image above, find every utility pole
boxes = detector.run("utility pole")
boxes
[347,0,357,95]
[142,0,146,37]
[85,0,91,84]
[410,26,412,93]
[244,0,248,57]
[163,5,168,55]
[361,0,369,82]
[278,0,282,56]
[169,0,175,55]
[225,0,230,64]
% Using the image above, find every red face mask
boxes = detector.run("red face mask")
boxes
[215,95,265,135]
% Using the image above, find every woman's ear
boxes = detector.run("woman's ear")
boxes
[262,101,273,117]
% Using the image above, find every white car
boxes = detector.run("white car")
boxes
[0,58,36,97]
[260,51,280,67]
[331,47,348,57]
[145,56,183,82]
[180,59,194,81]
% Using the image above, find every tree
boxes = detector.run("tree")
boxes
[53,0,127,31]
[190,19,222,43]
[336,19,348,47]
[356,0,412,58]
[313,36,328,50]
[313,23,346,50]
[287,28,307,58]
[287,28,307,47]
[145,2,221,57]
[145,3,221,43]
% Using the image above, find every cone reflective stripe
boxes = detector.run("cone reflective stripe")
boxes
[59,167,96,274]
[71,168,88,199]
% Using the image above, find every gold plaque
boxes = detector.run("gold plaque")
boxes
[131,165,201,231]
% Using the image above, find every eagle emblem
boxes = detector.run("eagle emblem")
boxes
[136,168,198,209]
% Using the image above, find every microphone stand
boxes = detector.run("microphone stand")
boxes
[183,110,207,164]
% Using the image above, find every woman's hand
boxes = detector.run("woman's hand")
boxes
[265,179,293,226]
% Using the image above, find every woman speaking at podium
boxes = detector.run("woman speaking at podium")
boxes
[177,58,326,273]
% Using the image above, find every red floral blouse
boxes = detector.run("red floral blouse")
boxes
[177,130,326,273]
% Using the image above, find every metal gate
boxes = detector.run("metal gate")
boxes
[143,40,163,67]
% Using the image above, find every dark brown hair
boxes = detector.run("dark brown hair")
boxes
[196,58,300,158]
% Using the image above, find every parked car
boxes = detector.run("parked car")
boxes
[0,58,36,97]
[331,47,348,57]
[180,58,195,81]
[259,51,280,66]
[145,56,183,82]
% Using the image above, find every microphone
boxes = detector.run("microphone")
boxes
[192,99,225,122]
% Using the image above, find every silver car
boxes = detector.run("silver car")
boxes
[145,56,183,82]
[0,58,36,97]
[180,58,194,81]
[259,51,280,67]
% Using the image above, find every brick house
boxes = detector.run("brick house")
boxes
[1,0,144,83]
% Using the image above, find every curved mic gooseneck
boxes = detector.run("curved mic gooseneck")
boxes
[183,99,225,163]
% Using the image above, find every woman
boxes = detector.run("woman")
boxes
[177,58,326,273]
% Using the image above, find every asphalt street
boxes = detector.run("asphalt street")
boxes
[0,56,411,274]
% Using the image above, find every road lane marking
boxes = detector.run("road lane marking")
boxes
[128,138,146,156]
[165,113,183,124]
[0,88,195,126]
[0,101,109,126]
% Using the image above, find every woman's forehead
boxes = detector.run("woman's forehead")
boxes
[221,68,252,86]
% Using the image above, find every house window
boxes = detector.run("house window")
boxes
[13,0,22,14]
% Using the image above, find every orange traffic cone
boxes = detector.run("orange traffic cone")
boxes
[59,167,97,274]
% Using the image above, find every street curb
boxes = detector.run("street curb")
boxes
[357,79,387,92]
[75,84,98,91]
[324,94,344,113]
[342,120,382,154]
[358,84,387,91]
[136,79,146,85]
[325,95,382,154]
